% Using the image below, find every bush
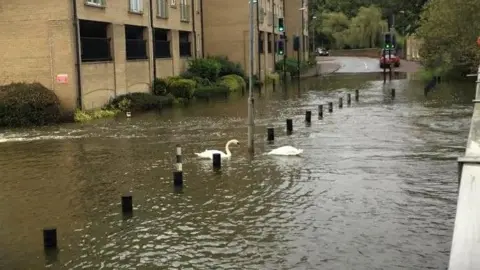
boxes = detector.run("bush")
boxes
[106,92,173,112]
[74,108,118,123]
[0,82,62,127]
[265,73,280,84]
[169,79,196,99]
[275,58,309,77]
[193,85,230,99]
[153,78,168,96]
[217,74,246,92]
[207,56,246,78]
[186,58,221,82]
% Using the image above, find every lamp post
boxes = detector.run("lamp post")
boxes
[247,0,256,154]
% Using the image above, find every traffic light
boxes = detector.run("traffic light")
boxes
[384,33,392,47]
[277,39,285,55]
[278,18,284,32]
[293,35,300,51]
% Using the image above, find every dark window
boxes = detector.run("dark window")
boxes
[79,20,112,62]
[267,33,272,53]
[154,29,171,58]
[259,32,264,54]
[179,31,191,57]
[125,25,148,60]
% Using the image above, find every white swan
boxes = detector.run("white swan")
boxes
[195,139,240,159]
[266,146,303,156]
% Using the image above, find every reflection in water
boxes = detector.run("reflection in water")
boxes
[0,75,474,269]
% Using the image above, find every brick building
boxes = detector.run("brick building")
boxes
[0,0,309,111]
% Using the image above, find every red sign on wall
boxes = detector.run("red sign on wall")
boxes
[477,37,480,47]
[56,74,68,84]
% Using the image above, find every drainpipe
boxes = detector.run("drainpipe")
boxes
[191,0,197,57]
[200,0,205,57]
[149,0,157,80]
[256,0,261,79]
[72,0,83,110]
[272,2,276,70]
[301,0,304,62]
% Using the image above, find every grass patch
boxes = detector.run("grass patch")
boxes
[74,108,119,123]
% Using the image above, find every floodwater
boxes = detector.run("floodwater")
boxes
[0,74,475,269]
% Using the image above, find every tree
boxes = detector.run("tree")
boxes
[416,0,480,77]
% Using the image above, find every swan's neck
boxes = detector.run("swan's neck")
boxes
[225,141,233,156]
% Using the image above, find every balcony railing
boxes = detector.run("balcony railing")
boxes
[179,41,191,57]
[180,4,190,22]
[126,39,148,60]
[80,37,112,62]
[154,40,171,58]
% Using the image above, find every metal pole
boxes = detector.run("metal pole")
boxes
[247,0,255,154]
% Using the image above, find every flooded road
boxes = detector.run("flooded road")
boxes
[0,75,474,269]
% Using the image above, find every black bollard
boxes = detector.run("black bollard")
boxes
[328,102,333,113]
[347,93,351,105]
[318,105,323,118]
[355,89,359,101]
[339,97,343,108]
[43,227,57,249]
[173,145,183,187]
[121,195,133,214]
[213,153,221,169]
[391,88,395,98]
[267,127,274,142]
[305,110,311,124]
[286,119,293,135]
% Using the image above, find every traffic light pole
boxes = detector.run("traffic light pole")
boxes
[247,0,255,154]
[388,46,392,81]
[383,49,386,83]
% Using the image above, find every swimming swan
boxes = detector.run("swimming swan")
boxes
[266,146,303,156]
[195,139,240,159]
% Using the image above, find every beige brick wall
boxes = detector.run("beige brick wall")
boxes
[0,0,202,111]
[0,0,77,111]
[203,0,283,80]
[284,0,309,61]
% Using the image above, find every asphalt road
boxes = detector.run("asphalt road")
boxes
[317,56,420,74]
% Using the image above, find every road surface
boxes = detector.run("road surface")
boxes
[317,56,420,73]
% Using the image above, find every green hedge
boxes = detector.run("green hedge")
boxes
[207,56,246,78]
[275,58,309,77]
[217,74,246,92]
[193,85,230,99]
[0,82,62,127]
[169,79,196,99]
[186,58,221,82]
[106,92,173,112]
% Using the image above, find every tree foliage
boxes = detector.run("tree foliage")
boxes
[416,0,480,76]
[313,5,386,49]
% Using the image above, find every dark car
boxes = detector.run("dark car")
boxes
[317,48,329,56]
[379,49,400,68]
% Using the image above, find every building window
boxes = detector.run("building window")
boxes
[179,31,192,57]
[85,0,105,7]
[154,29,171,58]
[129,0,143,13]
[157,0,168,18]
[259,32,264,54]
[267,33,272,53]
[79,20,112,62]
[125,25,148,60]
[180,0,190,22]
[170,0,176,7]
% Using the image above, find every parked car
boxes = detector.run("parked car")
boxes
[379,49,400,68]
[317,48,329,56]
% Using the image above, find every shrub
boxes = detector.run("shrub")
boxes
[207,56,246,78]
[265,73,280,84]
[152,78,168,96]
[0,82,62,127]
[193,85,230,99]
[217,74,246,92]
[186,58,221,82]
[106,92,173,112]
[169,79,196,99]
[275,58,309,76]
[74,108,119,123]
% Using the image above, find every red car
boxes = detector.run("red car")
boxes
[379,49,400,68]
